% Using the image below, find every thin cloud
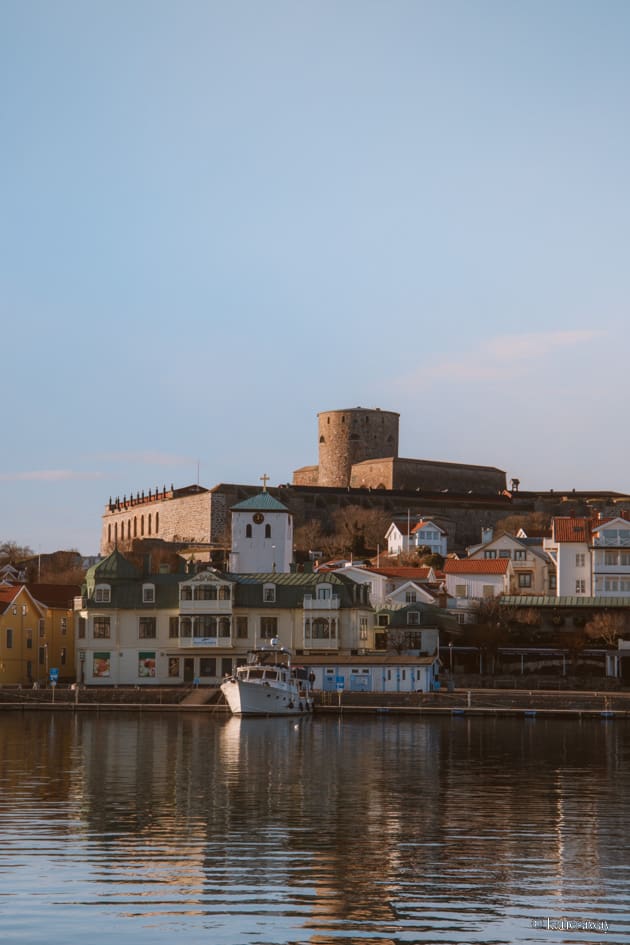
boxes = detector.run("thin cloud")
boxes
[0,470,105,482]
[412,329,603,383]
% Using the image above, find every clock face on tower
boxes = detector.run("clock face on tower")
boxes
[253,512,264,524]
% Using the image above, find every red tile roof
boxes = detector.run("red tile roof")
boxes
[0,585,21,612]
[367,567,432,580]
[27,584,80,608]
[444,558,510,574]
[552,517,590,542]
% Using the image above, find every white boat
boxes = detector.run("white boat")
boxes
[220,640,314,717]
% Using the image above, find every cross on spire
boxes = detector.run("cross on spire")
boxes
[260,473,270,492]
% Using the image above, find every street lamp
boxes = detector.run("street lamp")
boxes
[79,649,86,686]
[448,642,453,674]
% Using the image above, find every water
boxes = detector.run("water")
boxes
[0,711,629,945]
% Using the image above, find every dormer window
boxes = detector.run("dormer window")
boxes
[316,585,332,600]
[142,584,155,604]
[407,611,421,625]
[94,584,111,603]
[263,583,276,603]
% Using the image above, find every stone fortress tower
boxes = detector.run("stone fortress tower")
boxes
[293,407,400,488]
[293,405,506,494]
[317,407,400,488]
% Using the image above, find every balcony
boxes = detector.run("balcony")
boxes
[300,636,339,652]
[179,599,233,615]
[303,594,340,610]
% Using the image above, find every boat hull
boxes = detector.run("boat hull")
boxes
[221,678,313,717]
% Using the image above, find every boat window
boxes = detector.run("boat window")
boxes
[264,670,278,681]
[248,669,264,679]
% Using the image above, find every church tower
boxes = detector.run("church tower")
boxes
[229,476,293,573]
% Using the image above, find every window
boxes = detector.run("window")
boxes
[514,549,526,561]
[60,617,67,635]
[407,611,420,625]
[377,614,389,627]
[482,585,494,598]
[260,616,278,639]
[455,585,467,598]
[236,616,248,639]
[180,585,193,601]
[311,617,335,639]
[142,584,155,603]
[78,617,86,639]
[60,647,67,666]
[499,549,511,558]
[359,617,368,640]
[219,586,231,600]
[576,553,585,567]
[200,657,217,677]
[39,619,45,637]
[93,616,111,639]
[93,653,111,678]
[484,550,497,559]
[6,628,12,649]
[245,524,252,538]
[317,585,331,600]
[26,631,32,649]
[456,613,466,625]
[139,617,157,639]
[196,585,217,600]
[38,646,46,666]
[219,617,230,638]
[549,573,557,591]
[518,573,532,588]
[576,579,586,594]
[265,524,271,538]
[194,615,216,638]
[263,584,276,603]
[94,585,111,603]
[168,657,180,678]
[138,652,155,677]
[169,617,179,639]
[405,591,417,603]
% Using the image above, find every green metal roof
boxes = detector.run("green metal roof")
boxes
[231,491,289,513]
[501,595,630,608]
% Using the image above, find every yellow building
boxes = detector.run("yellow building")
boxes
[0,583,78,687]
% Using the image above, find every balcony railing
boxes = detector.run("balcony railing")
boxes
[301,636,339,650]
[303,595,340,610]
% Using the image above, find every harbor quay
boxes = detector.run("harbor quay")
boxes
[1,684,630,719]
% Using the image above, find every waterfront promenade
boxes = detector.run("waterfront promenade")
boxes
[1,684,630,718]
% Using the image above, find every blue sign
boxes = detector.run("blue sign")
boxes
[335,675,344,692]
[49,668,59,682]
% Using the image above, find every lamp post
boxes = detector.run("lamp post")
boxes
[79,649,86,686]
[448,641,453,674]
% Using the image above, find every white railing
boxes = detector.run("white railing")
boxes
[303,595,340,610]
[301,636,339,650]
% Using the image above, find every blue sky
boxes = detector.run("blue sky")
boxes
[1,1,629,554]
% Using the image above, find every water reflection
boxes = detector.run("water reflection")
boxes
[0,712,628,944]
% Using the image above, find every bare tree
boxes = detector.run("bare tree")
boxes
[585,612,626,647]
[0,540,34,562]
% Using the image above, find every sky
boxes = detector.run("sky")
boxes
[1,1,629,554]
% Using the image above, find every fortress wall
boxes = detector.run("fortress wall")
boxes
[292,465,320,486]
[349,458,506,494]
[101,490,212,555]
